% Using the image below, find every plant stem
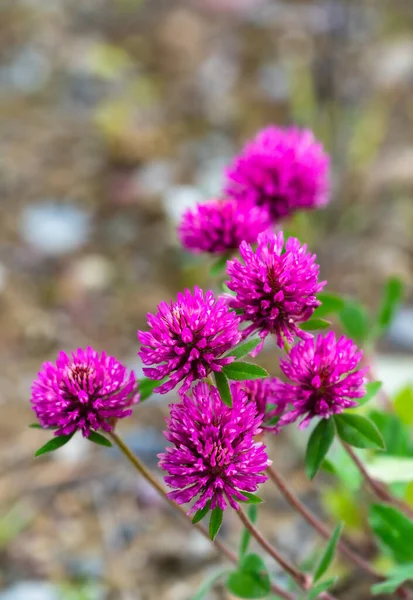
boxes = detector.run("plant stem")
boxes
[267,465,378,576]
[109,431,294,600]
[343,442,413,520]
[236,507,339,600]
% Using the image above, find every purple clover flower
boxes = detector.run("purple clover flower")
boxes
[225,126,330,221]
[138,287,242,394]
[159,381,269,512]
[278,332,366,429]
[238,378,287,429]
[31,347,137,437]
[226,231,325,353]
[178,198,271,254]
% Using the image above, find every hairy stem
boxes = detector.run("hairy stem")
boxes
[236,507,339,600]
[109,431,294,600]
[343,442,413,521]
[267,465,413,599]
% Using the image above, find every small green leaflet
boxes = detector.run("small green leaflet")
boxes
[369,503,413,563]
[371,563,413,595]
[300,318,331,332]
[376,276,404,332]
[214,371,232,408]
[139,376,167,402]
[209,507,224,541]
[192,568,230,600]
[239,504,258,558]
[223,362,268,381]
[210,254,230,277]
[339,301,369,345]
[357,381,382,408]
[307,577,337,600]
[29,423,43,429]
[87,431,112,447]
[35,432,75,457]
[240,492,263,505]
[305,419,335,480]
[314,292,345,318]
[334,414,385,450]
[225,338,261,360]
[227,553,271,599]
[313,523,343,582]
[192,501,211,524]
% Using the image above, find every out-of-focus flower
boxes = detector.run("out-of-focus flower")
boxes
[31,347,137,437]
[138,287,242,394]
[278,332,366,428]
[226,231,325,353]
[178,198,271,254]
[159,382,269,512]
[225,126,329,221]
[238,378,287,429]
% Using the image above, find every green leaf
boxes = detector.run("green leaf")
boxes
[314,523,343,582]
[334,414,385,450]
[34,433,75,457]
[239,504,257,558]
[192,501,211,524]
[209,507,223,541]
[87,431,112,447]
[357,381,382,407]
[369,410,413,456]
[192,568,230,600]
[377,276,404,332]
[300,318,331,332]
[214,371,232,408]
[371,563,413,595]
[225,338,261,360]
[29,423,43,429]
[308,577,337,600]
[369,503,413,563]
[240,492,263,504]
[314,292,345,318]
[394,386,413,426]
[223,362,268,381]
[227,553,271,599]
[339,301,369,344]
[138,376,167,402]
[305,419,335,480]
[210,254,230,277]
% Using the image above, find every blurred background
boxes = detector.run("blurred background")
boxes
[1,0,413,599]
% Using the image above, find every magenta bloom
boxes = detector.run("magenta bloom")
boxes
[178,198,271,254]
[278,332,366,429]
[225,126,329,221]
[138,287,242,394]
[159,382,269,512]
[31,347,137,437]
[239,378,287,429]
[226,231,325,352]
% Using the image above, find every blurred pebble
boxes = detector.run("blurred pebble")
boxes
[137,160,175,197]
[20,202,91,256]
[116,427,167,467]
[0,262,8,294]
[7,47,51,94]
[0,582,58,600]
[53,434,91,464]
[64,556,103,579]
[162,186,205,225]
[66,254,114,292]
[258,62,290,102]
[370,39,413,88]
[387,307,413,351]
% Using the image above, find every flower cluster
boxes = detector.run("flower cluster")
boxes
[31,347,137,437]
[278,332,366,429]
[179,198,271,254]
[159,382,269,512]
[138,287,241,394]
[225,126,329,221]
[226,231,325,352]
